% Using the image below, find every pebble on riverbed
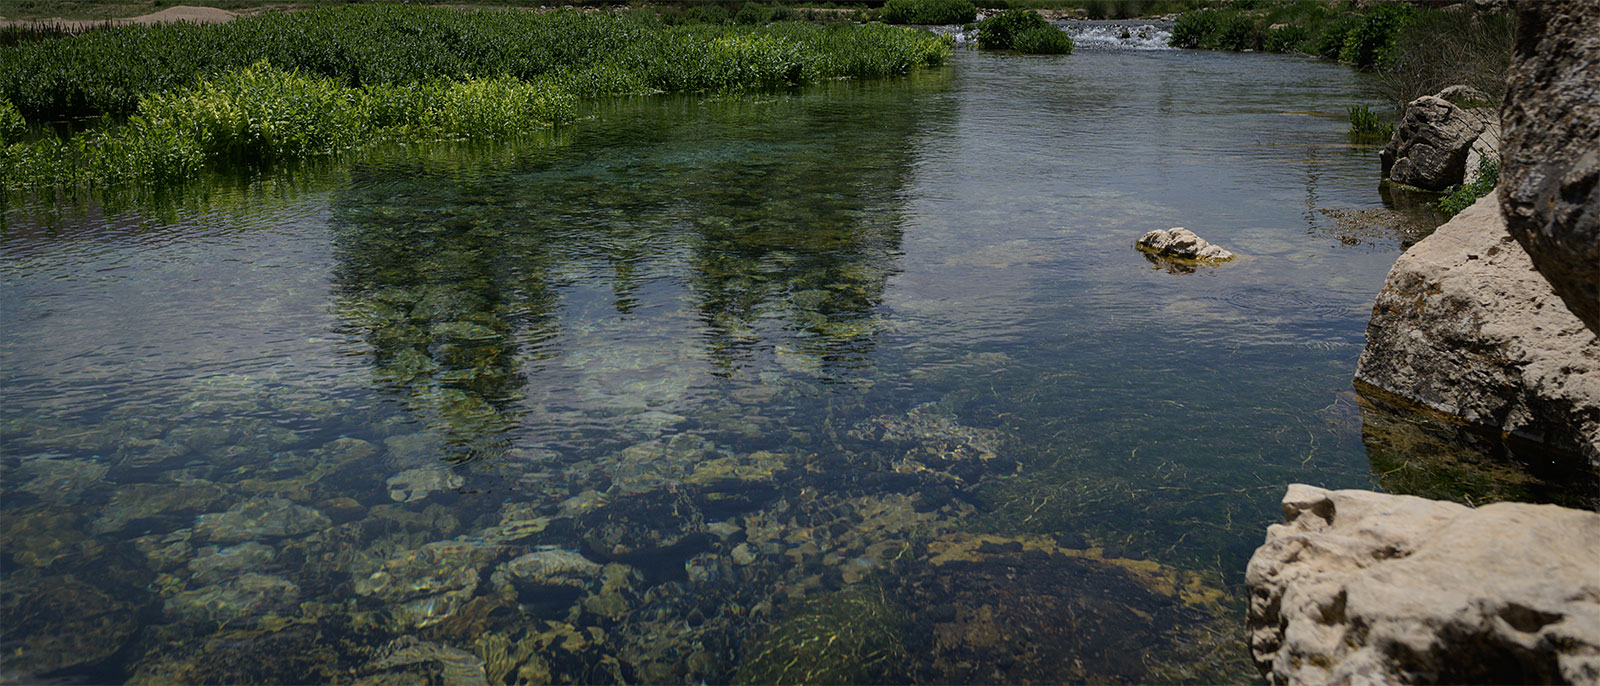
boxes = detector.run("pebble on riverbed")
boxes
[1135,227,1235,262]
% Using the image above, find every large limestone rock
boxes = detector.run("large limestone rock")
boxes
[1246,484,1600,685]
[1380,93,1494,192]
[1499,0,1600,332]
[1355,193,1600,469]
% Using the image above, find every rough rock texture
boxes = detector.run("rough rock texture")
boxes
[1134,227,1234,261]
[1380,94,1493,191]
[1499,0,1600,332]
[1247,484,1600,685]
[1355,194,1600,468]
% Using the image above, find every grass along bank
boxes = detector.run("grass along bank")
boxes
[0,6,949,189]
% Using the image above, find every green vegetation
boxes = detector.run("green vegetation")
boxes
[1346,103,1393,142]
[1169,1,1513,111]
[1,6,950,189]
[881,0,977,25]
[1014,24,1075,54]
[0,98,22,143]
[1435,157,1498,218]
[977,9,1073,54]
[1337,1,1414,70]
[733,585,908,685]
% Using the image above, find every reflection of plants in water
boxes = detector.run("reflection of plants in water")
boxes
[331,165,557,460]
[1356,388,1597,509]
[668,91,931,377]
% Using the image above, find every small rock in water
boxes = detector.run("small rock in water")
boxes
[1135,227,1235,261]
[386,468,464,502]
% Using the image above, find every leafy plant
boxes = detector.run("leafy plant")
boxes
[0,97,23,143]
[1013,25,1073,54]
[1436,157,1498,218]
[1346,104,1393,141]
[1,10,952,190]
[1339,1,1415,70]
[976,9,1046,50]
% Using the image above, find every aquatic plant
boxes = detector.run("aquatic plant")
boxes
[880,0,977,26]
[0,6,950,121]
[1,63,578,188]
[1,9,949,189]
[1346,104,1393,142]
[0,97,23,143]
[733,585,908,685]
[1435,157,1498,219]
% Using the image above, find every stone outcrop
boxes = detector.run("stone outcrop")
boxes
[1355,194,1600,468]
[1499,0,1600,332]
[1134,227,1234,261]
[1380,92,1494,191]
[1247,484,1600,685]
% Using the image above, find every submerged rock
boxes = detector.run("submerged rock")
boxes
[1135,227,1235,262]
[386,467,464,502]
[491,550,605,594]
[850,403,1011,481]
[193,497,333,543]
[0,575,139,680]
[186,542,278,585]
[356,636,487,686]
[94,479,230,534]
[1246,484,1600,685]
[352,538,506,629]
[1355,194,1600,474]
[902,533,1239,684]
[165,573,299,625]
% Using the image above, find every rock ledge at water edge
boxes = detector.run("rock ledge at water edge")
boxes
[1246,484,1600,685]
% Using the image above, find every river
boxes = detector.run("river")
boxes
[2,38,1464,683]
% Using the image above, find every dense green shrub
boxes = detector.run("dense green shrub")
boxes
[881,0,977,25]
[1169,10,1218,49]
[0,98,23,143]
[1339,2,1415,70]
[1212,14,1261,51]
[684,4,732,24]
[1313,15,1360,59]
[1436,157,1498,218]
[1,10,950,189]
[1262,23,1308,53]
[976,9,1046,50]
[1,7,949,122]
[1013,25,1074,54]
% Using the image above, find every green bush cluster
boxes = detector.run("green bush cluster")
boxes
[977,9,1072,54]
[0,6,950,122]
[1338,2,1415,69]
[1169,0,1415,67]
[1,8,950,189]
[1013,25,1074,54]
[1435,157,1498,218]
[1,62,576,188]
[881,0,977,25]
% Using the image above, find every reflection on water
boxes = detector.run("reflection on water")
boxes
[0,47,1507,683]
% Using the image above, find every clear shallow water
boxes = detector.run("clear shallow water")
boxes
[0,47,1468,683]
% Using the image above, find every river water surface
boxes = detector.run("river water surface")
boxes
[3,43,1465,683]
